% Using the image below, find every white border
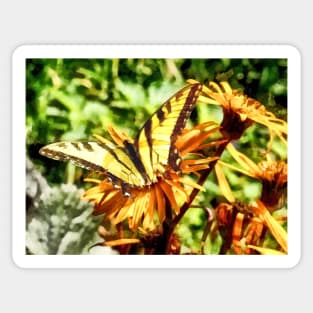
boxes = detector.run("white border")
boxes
[12,45,301,268]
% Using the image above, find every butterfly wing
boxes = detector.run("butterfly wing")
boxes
[40,82,202,188]
[135,82,202,182]
[39,141,146,187]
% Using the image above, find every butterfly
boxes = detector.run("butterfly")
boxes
[39,82,202,195]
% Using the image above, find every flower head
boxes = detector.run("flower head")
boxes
[219,143,287,211]
[82,122,219,232]
[216,200,287,255]
[83,171,188,231]
[190,80,287,148]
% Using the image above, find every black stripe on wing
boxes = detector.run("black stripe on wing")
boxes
[123,140,150,183]
[135,82,202,171]
[40,148,106,172]
[95,141,134,174]
[168,83,202,169]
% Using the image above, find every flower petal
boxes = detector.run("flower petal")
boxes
[215,162,235,203]
[143,189,156,230]
[247,245,286,255]
[159,180,180,214]
[105,238,141,247]
[155,184,166,224]
[227,143,261,176]
[253,200,288,253]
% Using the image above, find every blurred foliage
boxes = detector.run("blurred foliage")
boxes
[26,58,287,254]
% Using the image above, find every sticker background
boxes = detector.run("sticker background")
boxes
[2,2,311,313]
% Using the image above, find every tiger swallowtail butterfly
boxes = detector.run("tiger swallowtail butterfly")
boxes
[39,82,202,193]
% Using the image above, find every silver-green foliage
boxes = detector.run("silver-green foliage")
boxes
[26,184,103,255]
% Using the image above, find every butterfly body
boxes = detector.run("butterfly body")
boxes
[39,82,202,192]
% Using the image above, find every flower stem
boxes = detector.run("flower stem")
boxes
[165,140,230,253]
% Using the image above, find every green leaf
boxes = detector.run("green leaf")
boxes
[114,79,146,108]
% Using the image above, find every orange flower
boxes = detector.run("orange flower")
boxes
[189,80,287,147]
[216,201,287,255]
[218,143,287,211]
[216,202,264,255]
[83,122,219,231]
[83,171,187,231]
[251,200,287,253]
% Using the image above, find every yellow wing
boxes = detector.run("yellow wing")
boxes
[39,140,146,187]
[135,82,202,182]
[39,81,202,189]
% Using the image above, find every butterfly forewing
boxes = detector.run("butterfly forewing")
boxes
[136,82,202,181]
[39,141,146,187]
